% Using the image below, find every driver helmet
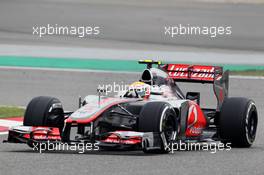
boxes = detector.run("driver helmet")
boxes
[125,81,151,99]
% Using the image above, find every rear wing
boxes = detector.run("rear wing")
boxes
[163,63,229,111]
[138,60,229,111]
[164,64,223,83]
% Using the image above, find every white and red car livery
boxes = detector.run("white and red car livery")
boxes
[5,60,258,153]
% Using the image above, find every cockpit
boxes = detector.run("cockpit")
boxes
[140,68,172,86]
[122,67,185,100]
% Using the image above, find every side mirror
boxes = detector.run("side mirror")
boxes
[186,92,200,105]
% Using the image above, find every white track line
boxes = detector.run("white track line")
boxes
[0,66,139,74]
[0,132,8,135]
[0,119,23,127]
[230,75,264,80]
[0,119,22,135]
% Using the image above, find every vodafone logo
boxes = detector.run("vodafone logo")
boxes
[167,64,217,79]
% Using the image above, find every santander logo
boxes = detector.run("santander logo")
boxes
[187,104,198,129]
[186,102,207,136]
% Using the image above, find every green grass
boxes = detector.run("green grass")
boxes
[0,106,25,119]
[230,70,264,76]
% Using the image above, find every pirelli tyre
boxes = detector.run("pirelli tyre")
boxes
[219,97,258,147]
[138,102,178,153]
[23,96,64,130]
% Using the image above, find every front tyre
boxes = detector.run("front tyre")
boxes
[23,96,64,130]
[138,102,178,153]
[219,97,258,147]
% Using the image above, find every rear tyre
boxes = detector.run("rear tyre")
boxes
[219,97,258,147]
[23,96,64,130]
[138,102,178,153]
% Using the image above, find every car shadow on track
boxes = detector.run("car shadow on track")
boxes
[4,147,162,156]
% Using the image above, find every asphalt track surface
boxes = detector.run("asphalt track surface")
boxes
[0,68,264,175]
[0,0,264,52]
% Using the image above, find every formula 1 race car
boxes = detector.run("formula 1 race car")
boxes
[5,60,258,153]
